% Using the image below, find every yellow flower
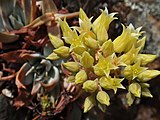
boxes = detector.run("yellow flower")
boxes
[59,19,77,44]
[92,8,117,45]
[113,24,142,53]
[123,62,147,80]
[79,8,92,32]
[120,46,140,65]
[99,76,125,94]
[48,33,64,48]
[70,35,87,55]
[93,54,116,77]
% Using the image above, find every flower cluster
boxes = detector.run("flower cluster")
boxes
[47,8,160,113]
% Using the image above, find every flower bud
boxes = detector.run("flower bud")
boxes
[63,62,79,72]
[53,46,69,58]
[75,70,87,84]
[83,80,98,93]
[84,95,95,113]
[96,91,110,106]
[101,40,114,57]
[138,70,160,82]
[80,51,94,68]
[135,54,157,66]
[48,33,64,48]
[46,52,60,60]
[84,36,99,50]
[129,83,141,98]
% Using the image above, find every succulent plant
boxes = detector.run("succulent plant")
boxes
[47,8,160,113]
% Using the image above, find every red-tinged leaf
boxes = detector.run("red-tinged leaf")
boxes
[0,32,19,43]
[0,63,16,81]
[0,50,35,63]
[16,63,34,89]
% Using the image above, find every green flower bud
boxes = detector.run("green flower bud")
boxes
[135,54,157,66]
[46,52,60,60]
[75,70,87,84]
[63,62,79,72]
[129,83,141,98]
[83,80,98,93]
[53,46,70,58]
[138,70,160,82]
[84,36,99,50]
[142,88,153,98]
[48,33,64,48]
[126,92,135,106]
[101,40,114,57]
[96,91,110,106]
[80,51,94,68]
[84,95,95,113]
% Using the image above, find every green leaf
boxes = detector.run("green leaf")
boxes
[63,62,79,72]
[126,92,135,106]
[84,95,95,113]
[83,80,98,93]
[48,33,64,48]
[96,91,110,106]
[80,51,94,68]
[129,83,141,98]
[75,70,87,84]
